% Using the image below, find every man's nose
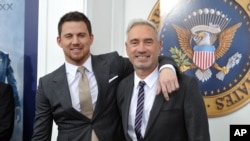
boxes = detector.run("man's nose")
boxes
[138,43,146,52]
[72,36,80,44]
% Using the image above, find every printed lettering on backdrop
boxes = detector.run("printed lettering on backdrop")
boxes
[0,0,24,140]
[148,0,250,117]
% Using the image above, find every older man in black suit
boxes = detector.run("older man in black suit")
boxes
[117,19,210,141]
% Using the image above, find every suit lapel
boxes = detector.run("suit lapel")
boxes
[91,55,109,119]
[144,94,165,137]
[123,75,134,135]
[53,65,87,120]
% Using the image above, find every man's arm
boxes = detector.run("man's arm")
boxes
[158,55,180,100]
[113,51,179,100]
[32,78,53,141]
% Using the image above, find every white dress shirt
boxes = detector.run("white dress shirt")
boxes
[65,56,98,112]
[128,67,158,140]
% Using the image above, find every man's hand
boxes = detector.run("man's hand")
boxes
[15,107,21,123]
[157,68,179,101]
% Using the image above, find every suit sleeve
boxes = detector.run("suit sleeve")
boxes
[32,78,53,141]
[184,76,210,141]
[158,55,180,75]
[108,51,134,80]
[110,52,179,79]
[0,84,15,140]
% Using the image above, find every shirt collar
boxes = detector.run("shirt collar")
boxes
[134,66,159,89]
[65,55,93,77]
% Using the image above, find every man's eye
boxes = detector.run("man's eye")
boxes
[78,34,85,38]
[145,40,153,45]
[65,35,72,39]
[130,41,138,45]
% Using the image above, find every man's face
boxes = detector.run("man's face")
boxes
[57,21,93,66]
[126,24,162,73]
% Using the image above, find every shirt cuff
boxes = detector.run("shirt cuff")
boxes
[159,64,176,73]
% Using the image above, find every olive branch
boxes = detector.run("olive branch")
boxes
[169,46,191,67]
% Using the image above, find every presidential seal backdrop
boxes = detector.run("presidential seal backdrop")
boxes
[148,0,250,117]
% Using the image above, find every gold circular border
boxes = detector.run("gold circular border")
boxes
[204,70,250,117]
[147,0,160,29]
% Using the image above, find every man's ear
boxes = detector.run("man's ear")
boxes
[125,42,128,52]
[159,40,163,53]
[56,36,61,47]
[90,34,94,45]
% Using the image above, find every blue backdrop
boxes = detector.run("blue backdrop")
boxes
[23,0,38,140]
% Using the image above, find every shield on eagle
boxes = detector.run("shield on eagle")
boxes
[193,45,215,70]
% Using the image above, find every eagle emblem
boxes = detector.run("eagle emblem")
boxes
[170,8,242,82]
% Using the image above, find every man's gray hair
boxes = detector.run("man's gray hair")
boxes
[126,19,158,35]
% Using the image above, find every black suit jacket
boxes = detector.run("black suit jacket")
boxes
[32,52,178,141]
[0,82,15,141]
[117,73,210,141]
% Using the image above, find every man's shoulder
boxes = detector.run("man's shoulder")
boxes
[93,51,121,59]
[39,64,65,80]
[92,51,123,64]
[119,73,134,86]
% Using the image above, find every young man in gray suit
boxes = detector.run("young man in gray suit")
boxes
[32,11,180,141]
[117,19,210,141]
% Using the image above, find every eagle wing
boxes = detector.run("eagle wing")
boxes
[215,22,242,59]
[172,24,193,59]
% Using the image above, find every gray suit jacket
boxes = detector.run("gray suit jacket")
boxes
[117,73,210,141]
[32,52,133,141]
